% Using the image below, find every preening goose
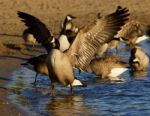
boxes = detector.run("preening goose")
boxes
[18,6,129,93]
[129,47,149,71]
[86,55,128,81]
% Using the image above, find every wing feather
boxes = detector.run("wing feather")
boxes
[18,11,53,52]
[67,6,130,70]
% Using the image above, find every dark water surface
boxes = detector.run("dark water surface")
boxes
[8,40,150,116]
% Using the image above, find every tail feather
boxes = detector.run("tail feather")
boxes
[68,79,87,87]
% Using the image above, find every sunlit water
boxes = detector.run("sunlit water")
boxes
[8,39,150,116]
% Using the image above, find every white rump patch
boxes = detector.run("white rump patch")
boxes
[50,37,55,43]
[136,35,149,43]
[108,67,128,77]
[68,79,83,87]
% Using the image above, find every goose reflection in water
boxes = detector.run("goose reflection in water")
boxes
[47,94,93,116]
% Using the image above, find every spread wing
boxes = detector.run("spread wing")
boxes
[18,11,53,52]
[67,6,130,71]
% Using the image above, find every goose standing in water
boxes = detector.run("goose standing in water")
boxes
[21,15,78,86]
[129,47,149,71]
[18,6,129,93]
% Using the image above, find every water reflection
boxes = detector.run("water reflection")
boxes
[47,95,92,116]
[129,70,148,80]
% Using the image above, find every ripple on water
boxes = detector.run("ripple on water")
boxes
[7,41,150,115]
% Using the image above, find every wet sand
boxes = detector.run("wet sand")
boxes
[0,0,150,115]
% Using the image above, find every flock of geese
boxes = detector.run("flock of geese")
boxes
[17,6,150,94]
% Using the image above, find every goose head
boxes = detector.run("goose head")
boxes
[66,15,76,21]
[129,47,149,71]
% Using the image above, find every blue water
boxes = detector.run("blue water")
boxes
[8,39,150,116]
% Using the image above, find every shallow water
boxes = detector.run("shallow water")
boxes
[8,39,150,116]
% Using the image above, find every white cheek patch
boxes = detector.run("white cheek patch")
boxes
[50,37,55,43]
[67,16,72,21]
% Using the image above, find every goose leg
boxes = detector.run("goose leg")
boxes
[50,83,56,96]
[33,73,38,86]
[70,84,73,94]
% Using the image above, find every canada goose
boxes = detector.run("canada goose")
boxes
[116,21,144,46]
[59,15,79,52]
[22,29,36,48]
[21,54,48,85]
[21,15,79,85]
[86,55,128,81]
[18,6,129,93]
[129,47,149,71]
[61,14,78,33]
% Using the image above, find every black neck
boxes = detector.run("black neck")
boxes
[54,39,60,49]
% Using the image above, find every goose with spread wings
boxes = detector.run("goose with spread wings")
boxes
[18,6,129,93]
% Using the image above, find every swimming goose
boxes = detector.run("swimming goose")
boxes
[18,6,129,93]
[129,47,149,71]
[22,29,36,48]
[86,55,128,81]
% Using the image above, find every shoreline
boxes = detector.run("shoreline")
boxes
[0,35,45,116]
[0,57,29,116]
